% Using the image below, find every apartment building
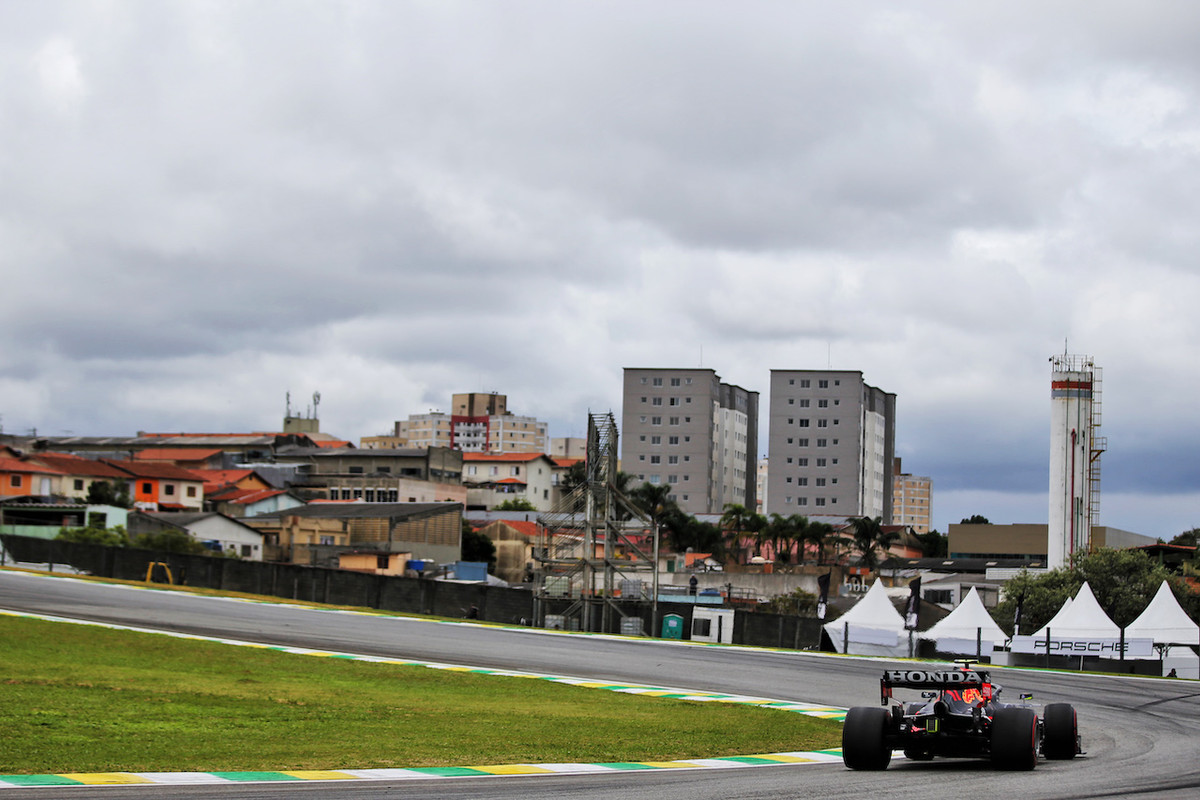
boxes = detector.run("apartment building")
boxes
[387,393,548,454]
[765,370,895,520]
[892,458,932,534]
[621,368,758,515]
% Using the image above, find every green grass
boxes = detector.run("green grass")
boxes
[0,615,840,774]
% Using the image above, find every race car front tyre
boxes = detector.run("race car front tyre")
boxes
[842,707,893,770]
[991,707,1039,770]
[1042,703,1078,759]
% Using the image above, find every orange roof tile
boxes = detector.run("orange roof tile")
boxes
[134,448,224,462]
[23,454,129,478]
[102,460,204,481]
[0,458,62,475]
[462,452,549,463]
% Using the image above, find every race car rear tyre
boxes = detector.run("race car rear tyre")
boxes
[1042,703,1078,759]
[842,707,893,770]
[991,707,1039,770]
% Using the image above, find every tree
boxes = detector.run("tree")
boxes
[764,514,805,564]
[719,503,751,563]
[130,528,210,555]
[628,482,674,524]
[990,548,1188,635]
[559,460,587,494]
[1169,529,1199,547]
[460,522,496,569]
[960,515,990,525]
[915,529,948,558]
[845,516,899,571]
[800,518,835,565]
[763,588,818,617]
[85,480,132,509]
[494,498,537,511]
[57,525,129,547]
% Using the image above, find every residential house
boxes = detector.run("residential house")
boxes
[0,498,129,539]
[100,460,205,512]
[474,519,540,584]
[0,457,64,498]
[337,550,413,576]
[22,453,133,502]
[462,453,557,511]
[128,511,265,560]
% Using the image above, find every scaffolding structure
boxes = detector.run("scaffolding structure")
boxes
[533,412,658,633]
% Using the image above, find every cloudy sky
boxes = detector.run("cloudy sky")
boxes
[3,2,1199,537]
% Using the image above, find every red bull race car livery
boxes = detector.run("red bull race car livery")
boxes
[842,665,1080,770]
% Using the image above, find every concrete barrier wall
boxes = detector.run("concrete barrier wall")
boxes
[1,534,828,649]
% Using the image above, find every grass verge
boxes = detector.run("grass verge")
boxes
[0,615,840,774]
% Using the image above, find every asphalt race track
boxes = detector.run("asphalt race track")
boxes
[3,570,1200,799]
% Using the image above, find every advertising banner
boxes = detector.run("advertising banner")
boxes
[1010,635,1155,658]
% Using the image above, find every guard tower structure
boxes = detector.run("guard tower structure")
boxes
[1048,354,1105,568]
[534,412,658,634]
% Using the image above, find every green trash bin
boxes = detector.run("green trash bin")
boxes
[661,614,684,640]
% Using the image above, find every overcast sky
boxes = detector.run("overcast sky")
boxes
[3,2,1199,537]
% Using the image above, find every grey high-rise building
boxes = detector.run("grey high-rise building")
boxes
[765,370,896,520]
[621,368,758,515]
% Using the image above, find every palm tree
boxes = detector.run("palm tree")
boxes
[628,482,674,530]
[763,513,804,564]
[720,503,751,564]
[846,516,900,572]
[799,518,835,565]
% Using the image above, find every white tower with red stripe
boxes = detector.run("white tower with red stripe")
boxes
[1048,354,1104,569]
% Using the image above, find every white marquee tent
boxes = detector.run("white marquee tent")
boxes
[919,586,1008,654]
[1032,582,1119,639]
[1125,581,1200,645]
[824,578,908,657]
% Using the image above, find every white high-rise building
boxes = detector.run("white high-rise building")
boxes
[765,370,896,520]
[621,368,758,515]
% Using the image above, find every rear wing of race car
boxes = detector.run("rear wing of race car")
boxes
[879,668,994,706]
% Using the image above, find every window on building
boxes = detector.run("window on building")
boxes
[187,486,197,497]
[817,458,826,467]
[652,416,662,425]
[164,484,175,496]
[652,397,663,406]
[650,456,661,464]
[653,377,663,386]
[798,477,808,486]
[798,438,809,447]
[670,377,681,386]
[818,379,829,388]
[798,458,809,466]
[10,475,21,488]
[668,436,679,445]
[816,478,826,487]
[651,436,661,444]
[818,419,828,428]
[798,419,810,427]
[817,439,827,447]
[141,482,152,494]
[798,497,808,506]
[74,479,84,491]
[816,497,826,506]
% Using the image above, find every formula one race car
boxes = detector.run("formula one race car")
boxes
[842,663,1080,770]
